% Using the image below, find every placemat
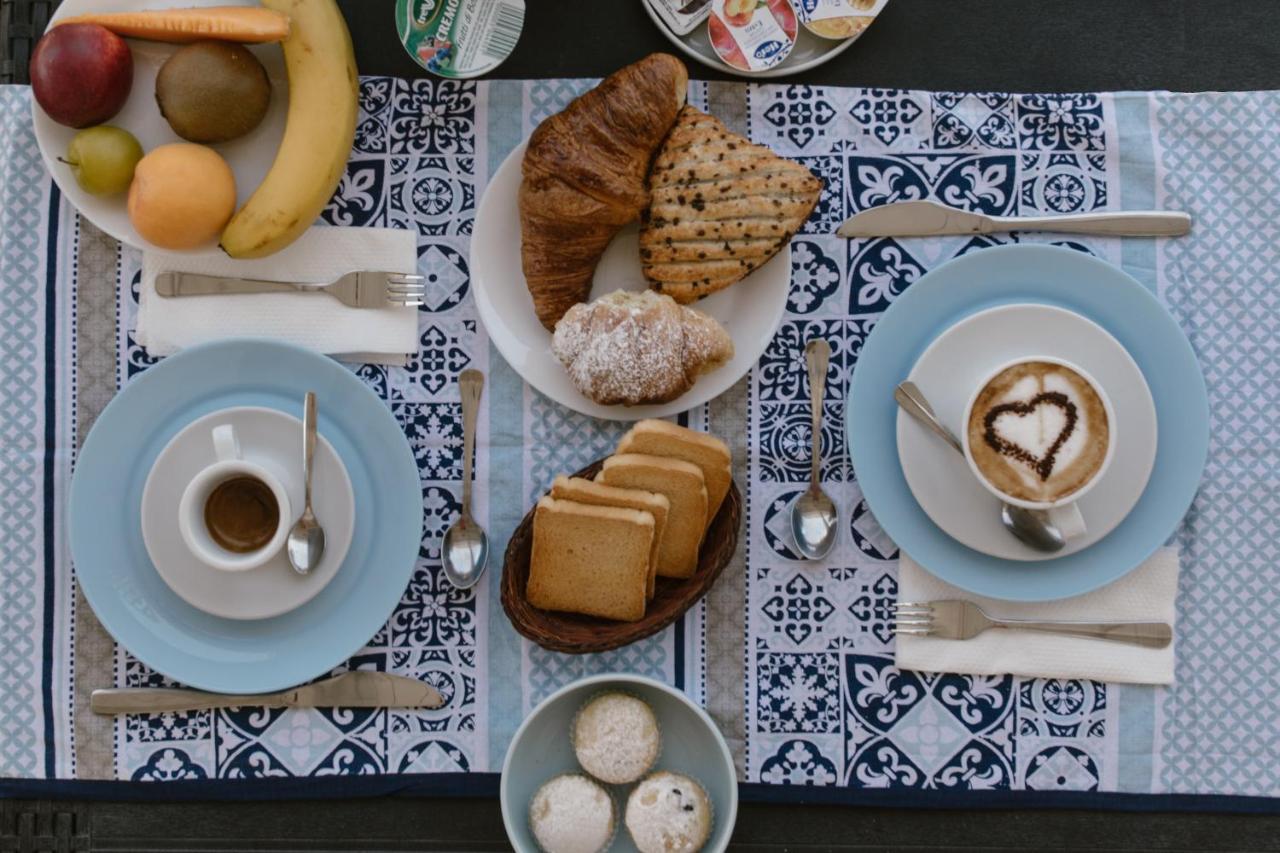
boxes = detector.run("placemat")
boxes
[2,78,1278,807]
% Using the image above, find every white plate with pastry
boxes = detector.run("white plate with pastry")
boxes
[472,54,818,421]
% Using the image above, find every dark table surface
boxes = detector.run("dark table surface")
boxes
[349,0,1280,92]
[4,0,1280,850]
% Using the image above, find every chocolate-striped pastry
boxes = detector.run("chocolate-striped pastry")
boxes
[639,105,822,304]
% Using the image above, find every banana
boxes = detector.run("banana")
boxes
[220,0,358,258]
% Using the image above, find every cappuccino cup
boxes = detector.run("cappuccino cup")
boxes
[961,356,1116,540]
[177,423,292,572]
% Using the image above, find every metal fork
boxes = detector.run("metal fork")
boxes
[155,271,427,308]
[894,600,1172,649]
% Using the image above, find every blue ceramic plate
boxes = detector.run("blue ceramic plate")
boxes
[500,674,738,853]
[69,339,422,693]
[846,244,1209,601]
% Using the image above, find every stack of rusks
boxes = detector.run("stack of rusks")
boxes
[527,420,732,622]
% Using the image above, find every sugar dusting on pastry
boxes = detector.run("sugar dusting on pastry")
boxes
[625,771,713,853]
[528,773,615,853]
[573,693,661,784]
[552,290,733,406]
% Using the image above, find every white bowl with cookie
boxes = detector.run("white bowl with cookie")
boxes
[501,673,737,853]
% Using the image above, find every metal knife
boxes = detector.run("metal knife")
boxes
[836,200,1191,238]
[90,672,445,715]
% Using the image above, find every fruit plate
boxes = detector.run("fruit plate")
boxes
[32,0,288,252]
[501,458,740,655]
[471,139,791,421]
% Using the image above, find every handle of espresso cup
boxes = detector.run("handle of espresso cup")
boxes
[211,424,241,462]
[1047,503,1087,540]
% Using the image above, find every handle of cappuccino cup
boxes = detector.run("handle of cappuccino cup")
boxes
[1047,502,1087,540]
[212,424,241,463]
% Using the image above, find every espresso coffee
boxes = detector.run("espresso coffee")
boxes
[203,475,280,554]
[966,360,1110,504]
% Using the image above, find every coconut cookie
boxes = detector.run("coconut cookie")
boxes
[625,771,713,853]
[529,773,615,853]
[573,693,662,784]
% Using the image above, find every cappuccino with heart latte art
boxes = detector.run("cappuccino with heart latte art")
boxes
[965,359,1112,504]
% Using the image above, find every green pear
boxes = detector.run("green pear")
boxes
[61,126,143,196]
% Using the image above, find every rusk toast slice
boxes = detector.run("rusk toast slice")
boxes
[617,419,732,526]
[550,475,670,599]
[597,454,706,579]
[527,497,653,622]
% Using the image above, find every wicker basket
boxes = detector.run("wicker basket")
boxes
[2,0,60,85]
[501,458,741,654]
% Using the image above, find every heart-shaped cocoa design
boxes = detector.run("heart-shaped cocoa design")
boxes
[982,392,1078,481]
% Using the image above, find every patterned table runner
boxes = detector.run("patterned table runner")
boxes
[2,78,1278,805]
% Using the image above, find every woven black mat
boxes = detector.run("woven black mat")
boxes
[1,0,59,84]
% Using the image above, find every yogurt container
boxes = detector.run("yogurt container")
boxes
[396,0,525,79]
[648,0,713,36]
[707,0,798,73]
[795,0,888,40]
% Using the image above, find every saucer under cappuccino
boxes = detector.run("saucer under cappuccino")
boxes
[966,360,1111,504]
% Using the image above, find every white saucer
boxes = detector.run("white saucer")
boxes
[896,303,1158,561]
[141,407,355,620]
[471,139,790,421]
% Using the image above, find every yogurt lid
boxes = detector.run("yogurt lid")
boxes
[396,0,525,79]
[708,0,798,73]
[794,0,888,40]
[648,0,713,37]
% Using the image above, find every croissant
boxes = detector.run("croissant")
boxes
[519,53,688,331]
[552,290,734,406]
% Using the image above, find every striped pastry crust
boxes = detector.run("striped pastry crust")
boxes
[640,106,823,304]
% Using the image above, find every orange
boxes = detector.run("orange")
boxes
[127,143,236,250]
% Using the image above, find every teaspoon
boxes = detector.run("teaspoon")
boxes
[442,369,489,590]
[287,391,326,575]
[791,339,838,560]
[893,381,1065,553]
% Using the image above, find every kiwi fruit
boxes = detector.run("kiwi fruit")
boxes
[156,41,271,144]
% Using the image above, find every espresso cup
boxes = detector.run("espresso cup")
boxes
[177,423,292,572]
[960,356,1117,541]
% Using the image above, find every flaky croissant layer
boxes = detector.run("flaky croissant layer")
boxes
[519,53,689,331]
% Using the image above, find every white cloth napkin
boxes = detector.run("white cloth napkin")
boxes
[136,227,419,365]
[895,547,1179,684]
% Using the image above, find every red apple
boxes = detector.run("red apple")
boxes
[30,23,133,129]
